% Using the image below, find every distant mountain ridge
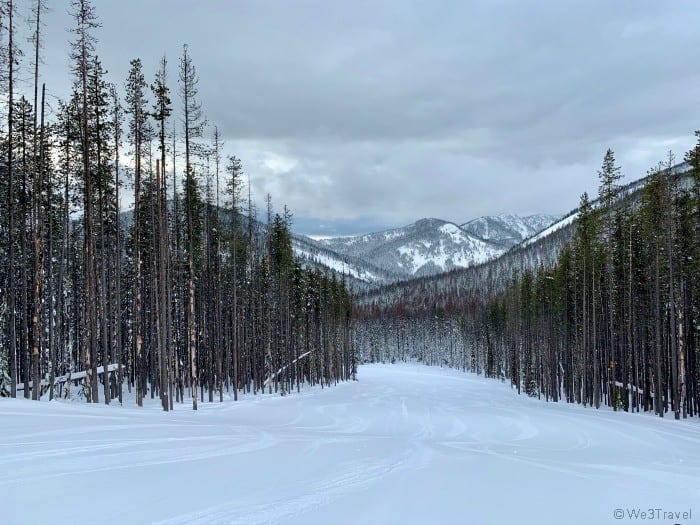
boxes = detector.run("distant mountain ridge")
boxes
[291,213,559,288]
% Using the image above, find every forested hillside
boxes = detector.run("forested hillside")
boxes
[292,233,402,290]
[0,0,354,409]
[356,147,700,419]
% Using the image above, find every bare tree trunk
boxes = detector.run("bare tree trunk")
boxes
[678,280,686,419]
[6,0,17,398]
[654,247,663,416]
[157,158,169,411]
[111,87,123,404]
[30,85,46,400]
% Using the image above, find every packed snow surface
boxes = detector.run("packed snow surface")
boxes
[2,363,699,525]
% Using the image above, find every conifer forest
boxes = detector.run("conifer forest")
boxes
[0,0,354,409]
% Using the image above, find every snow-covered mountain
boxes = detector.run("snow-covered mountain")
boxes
[314,218,500,278]
[460,214,559,249]
[291,234,401,288]
[296,215,560,285]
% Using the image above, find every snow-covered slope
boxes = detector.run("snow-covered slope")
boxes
[315,218,502,278]
[3,363,698,525]
[291,234,400,287]
[392,220,502,275]
[461,213,559,248]
[307,215,559,283]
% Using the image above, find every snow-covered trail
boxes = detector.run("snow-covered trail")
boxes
[2,363,699,525]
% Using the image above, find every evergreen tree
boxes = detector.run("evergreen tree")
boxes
[124,57,148,405]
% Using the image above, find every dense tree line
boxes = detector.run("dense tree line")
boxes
[0,0,354,409]
[356,145,700,419]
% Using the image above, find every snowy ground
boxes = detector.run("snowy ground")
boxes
[2,363,699,525]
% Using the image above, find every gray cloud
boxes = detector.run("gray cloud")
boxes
[33,0,700,234]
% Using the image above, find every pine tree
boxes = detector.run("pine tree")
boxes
[110,84,124,403]
[70,0,101,402]
[125,57,148,405]
[225,155,244,401]
[179,44,205,410]
[151,55,172,411]
[597,148,622,409]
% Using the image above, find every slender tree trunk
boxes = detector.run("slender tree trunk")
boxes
[654,246,663,416]
[678,280,686,418]
[6,0,17,398]
[30,85,46,400]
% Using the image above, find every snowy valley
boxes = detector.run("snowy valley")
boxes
[2,1,700,524]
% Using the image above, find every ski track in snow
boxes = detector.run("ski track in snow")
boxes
[2,363,700,525]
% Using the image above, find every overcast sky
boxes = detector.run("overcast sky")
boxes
[29,0,700,235]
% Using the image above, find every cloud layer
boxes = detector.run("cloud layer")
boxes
[36,1,700,234]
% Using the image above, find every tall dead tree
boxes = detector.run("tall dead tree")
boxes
[3,0,18,398]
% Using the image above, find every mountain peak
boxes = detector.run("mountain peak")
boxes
[414,217,447,227]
